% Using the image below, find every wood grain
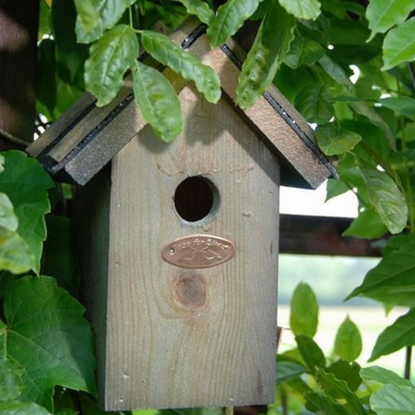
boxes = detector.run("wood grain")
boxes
[86,85,280,410]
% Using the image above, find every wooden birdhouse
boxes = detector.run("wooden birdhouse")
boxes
[28,19,335,411]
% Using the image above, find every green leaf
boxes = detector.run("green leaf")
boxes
[276,360,306,383]
[0,357,24,400]
[36,39,57,119]
[346,235,415,306]
[284,34,325,69]
[1,276,96,412]
[84,24,138,106]
[357,160,407,234]
[140,30,221,104]
[52,0,89,83]
[383,233,415,256]
[366,0,414,42]
[174,0,214,25]
[327,361,362,392]
[290,282,319,338]
[382,17,415,71]
[0,151,54,274]
[326,177,351,200]
[371,384,415,415]
[42,216,79,296]
[360,365,414,387]
[294,84,334,124]
[75,0,135,44]
[279,0,321,20]
[334,316,362,362]
[207,0,262,48]
[305,390,349,415]
[0,193,18,232]
[236,0,295,109]
[380,97,415,117]
[338,97,396,149]
[132,61,183,142]
[316,123,361,156]
[318,55,353,87]
[296,335,326,371]
[315,369,366,415]
[0,400,52,415]
[369,308,415,361]
[0,227,35,275]
[74,0,99,35]
[342,207,388,239]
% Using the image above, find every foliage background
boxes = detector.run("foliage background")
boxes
[1,0,415,413]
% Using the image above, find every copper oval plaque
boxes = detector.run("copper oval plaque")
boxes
[161,234,235,269]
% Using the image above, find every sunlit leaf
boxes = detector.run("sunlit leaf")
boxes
[132,61,183,142]
[296,335,326,371]
[342,207,388,239]
[84,24,138,106]
[371,384,415,415]
[140,30,221,103]
[75,0,136,44]
[380,97,415,117]
[0,193,18,232]
[74,0,99,34]
[295,84,334,124]
[0,151,54,274]
[0,400,52,415]
[361,365,414,387]
[316,123,361,156]
[236,0,295,109]
[0,356,24,400]
[369,308,415,361]
[279,0,321,20]
[0,227,35,275]
[1,276,96,412]
[366,0,414,42]
[284,35,325,68]
[334,317,362,362]
[357,161,407,234]
[207,0,262,47]
[290,282,318,338]
[382,17,415,71]
[175,0,214,25]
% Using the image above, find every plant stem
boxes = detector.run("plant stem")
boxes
[225,406,234,415]
[405,346,412,380]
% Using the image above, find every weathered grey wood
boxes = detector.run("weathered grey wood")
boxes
[74,165,111,397]
[172,21,334,189]
[82,85,280,410]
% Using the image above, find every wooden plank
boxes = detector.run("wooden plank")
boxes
[100,85,280,410]
[27,92,97,158]
[279,214,385,257]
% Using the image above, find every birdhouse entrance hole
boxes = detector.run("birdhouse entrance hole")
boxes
[174,176,218,222]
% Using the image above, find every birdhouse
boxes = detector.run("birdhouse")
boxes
[27,19,335,411]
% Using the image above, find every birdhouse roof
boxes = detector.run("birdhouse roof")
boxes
[27,19,336,189]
